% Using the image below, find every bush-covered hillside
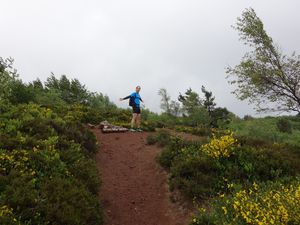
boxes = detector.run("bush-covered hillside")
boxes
[0,58,111,224]
[0,103,103,224]
[2,54,300,225]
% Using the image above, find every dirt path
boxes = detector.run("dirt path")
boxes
[94,129,192,225]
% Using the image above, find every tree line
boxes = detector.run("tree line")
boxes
[158,87,232,128]
[0,58,115,110]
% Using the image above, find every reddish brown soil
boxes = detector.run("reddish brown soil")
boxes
[94,129,192,225]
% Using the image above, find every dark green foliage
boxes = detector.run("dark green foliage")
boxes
[45,74,89,104]
[68,158,101,194]
[39,176,102,225]
[155,130,172,147]
[158,131,300,201]
[156,87,233,129]
[8,80,35,104]
[178,88,202,115]
[87,92,115,109]
[56,121,98,156]
[183,107,211,127]
[174,125,211,137]
[201,85,216,116]
[146,129,171,147]
[158,137,220,199]
[35,89,66,108]
[210,107,231,128]
[243,115,254,120]
[148,113,180,128]
[0,57,18,103]
[0,104,103,224]
[1,172,39,223]
[169,155,219,199]
[177,88,213,127]
[189,213,216,225]
[146,134,157,145]
[276,117,292,133]
[141,121,156,132]
[158,136,188,168]
[222,146,300,183]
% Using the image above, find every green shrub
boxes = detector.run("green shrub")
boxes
[169,155,219,199]
[68,158,101,195]
[157,136,222,199]
[0,103,103,224]
[146,129,171,147]
[158,129,300,202]
[1,172,40,223]
[277,117,292,133]
[175,125,211,136]
[155,130,172,146]
[223,146,300,183]
[39,176,102,225]
[146,134,157,145]
[228,117,300,146]
[158,136,187,168]
[141,121,156,132]
[191,179,300,225]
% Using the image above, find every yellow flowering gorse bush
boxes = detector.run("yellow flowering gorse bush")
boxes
[0,205,19,224]
[0,150,34,176]
[192,180,300,225]
[0,205,14,217]
[230,181,300,225]
[202,131,238,158]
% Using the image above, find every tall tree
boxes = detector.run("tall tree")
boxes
[201,85,216,116]
[178,88,202,116]
[178,88,210,126]
[69,78,89,104]
[9,80,35,104]
[45,74,89,104]
[31,78,44,90]
[169,100,181,117]
[158,88,171,114]
[210,107,231,128]
[88,92,116,109]
[45,73,60,90]
[227,8,300,113]
[0,57,18,102]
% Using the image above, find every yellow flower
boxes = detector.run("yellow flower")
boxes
[201,131,237,159]
[222,206,228,215]
[228,181,300,225]
[0,205,13,217]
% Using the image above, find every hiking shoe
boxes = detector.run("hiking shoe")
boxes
[136,128,143,132]
[129,128,136,132]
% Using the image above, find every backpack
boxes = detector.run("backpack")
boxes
[129,93,136,107]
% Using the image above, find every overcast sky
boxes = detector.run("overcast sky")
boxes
[1,0,300,117]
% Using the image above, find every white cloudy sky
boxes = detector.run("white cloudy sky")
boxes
[1,0,300,116]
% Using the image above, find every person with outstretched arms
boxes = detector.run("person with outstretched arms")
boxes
[120,86,144,132]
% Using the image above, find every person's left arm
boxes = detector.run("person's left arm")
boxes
[139,96,145,106]
[138,96,144,103]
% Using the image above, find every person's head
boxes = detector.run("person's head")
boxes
[136,85,141,93]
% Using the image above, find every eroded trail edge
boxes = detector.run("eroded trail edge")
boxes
[94,130,191,225]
